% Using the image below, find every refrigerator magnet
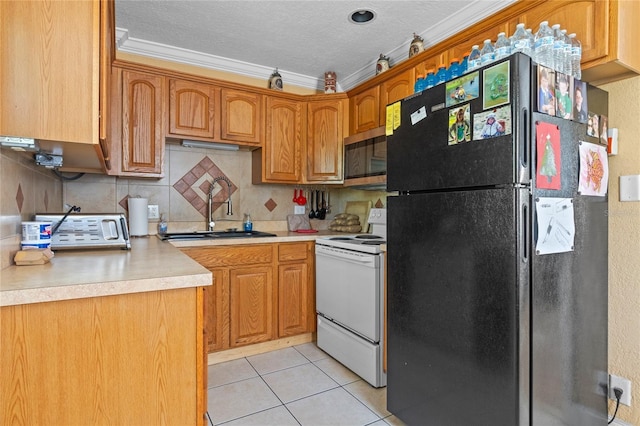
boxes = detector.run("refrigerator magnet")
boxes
[600,115,609,146]
[535,121,561,190]
[445,71,479,107]
[472,105,511,140]
[483,60,510,110]
[555,73,573,120]
[448,104,471,145]
[578,141,608,196]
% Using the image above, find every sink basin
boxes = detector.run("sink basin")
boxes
[158,230,277,241]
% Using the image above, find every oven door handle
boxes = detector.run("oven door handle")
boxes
[316,246,378,266]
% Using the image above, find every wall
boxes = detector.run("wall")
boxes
[600,76,640,426]
[0,149,63,269]
[61,143,387,235]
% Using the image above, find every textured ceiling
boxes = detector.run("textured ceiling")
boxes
[115,0,516,91]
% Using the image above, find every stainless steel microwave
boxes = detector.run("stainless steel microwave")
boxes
[343,126,386,189]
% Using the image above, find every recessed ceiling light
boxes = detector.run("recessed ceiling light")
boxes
[349,9,376,24]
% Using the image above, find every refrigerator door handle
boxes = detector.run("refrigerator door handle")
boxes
[519,107,529,173]
[521,202,529,263]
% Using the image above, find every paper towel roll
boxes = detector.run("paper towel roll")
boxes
[128,197,148,236]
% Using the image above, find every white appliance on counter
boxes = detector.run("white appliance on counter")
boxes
[315,208,386,387]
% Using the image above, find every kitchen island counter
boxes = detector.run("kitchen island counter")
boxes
[1,236,211,307]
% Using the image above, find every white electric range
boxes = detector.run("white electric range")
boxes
[314,208,387,387]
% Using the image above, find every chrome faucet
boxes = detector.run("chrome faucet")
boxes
[207,176,233,231]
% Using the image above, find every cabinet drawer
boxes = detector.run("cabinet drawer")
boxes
[182,245,273,268]
[278,242,309,262]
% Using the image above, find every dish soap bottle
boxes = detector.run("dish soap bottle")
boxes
[157,213,168,235]
[243,214,253,232]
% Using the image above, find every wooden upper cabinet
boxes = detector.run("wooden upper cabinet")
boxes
[168,78,218,139]
[379,69,415,126]
[305,98,345,182]
[350,86,380,134]
[261,97,303,183]
[117,70,164,175]
[220,88,263,145]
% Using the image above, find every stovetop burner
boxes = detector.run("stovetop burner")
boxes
[361,240,385,245]
[329,237,353,240]
[354,235,384,239]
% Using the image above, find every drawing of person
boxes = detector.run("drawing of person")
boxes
[555,74,571,119]
[481,112,505,138]
[538,68,555,115]
[574,83,587,123]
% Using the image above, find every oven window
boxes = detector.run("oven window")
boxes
[344,135,386,179]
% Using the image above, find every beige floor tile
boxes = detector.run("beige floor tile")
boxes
[222,405,299,426]
[313,356,361,385]
[294,342,329,362]
[208,358,258,388]
[286,387,379,426]
[207,377,280,425]
[247,347,309,375]
[262,363,339,403]
[344,380,391,418]
[381,414,409,426]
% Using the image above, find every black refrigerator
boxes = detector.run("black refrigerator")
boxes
[386,53,608,425]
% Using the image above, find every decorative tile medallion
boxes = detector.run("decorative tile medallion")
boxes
[264,198,277,212]
[119,195,129,211]
[173,156,238,217]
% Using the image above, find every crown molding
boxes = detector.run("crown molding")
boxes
[115,28,339,92]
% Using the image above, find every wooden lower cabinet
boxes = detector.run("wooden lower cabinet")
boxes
[278,242,315,337]
[0,287,206,426]
[183,241,314,353]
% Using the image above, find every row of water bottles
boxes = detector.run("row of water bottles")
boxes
[468,21,582,79]
[414,57,467,92]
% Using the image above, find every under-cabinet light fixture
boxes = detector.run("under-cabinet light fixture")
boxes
[0,136,38,152]
[181,140,240,151]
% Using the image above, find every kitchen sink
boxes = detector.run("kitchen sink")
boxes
[158,230,277,241]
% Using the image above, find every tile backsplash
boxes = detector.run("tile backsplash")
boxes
[0,143,387,268]
[0,149,63,269]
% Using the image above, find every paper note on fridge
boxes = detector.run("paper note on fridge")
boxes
[535,197,575,255]
[410,106,427,125]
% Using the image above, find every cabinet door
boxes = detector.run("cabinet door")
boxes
[1,0,99,144]
[168,78,217,139]
[204,269,230,352]
[229,266,275,347]
[305,99,345,182]
[263,97,303,182]
[278,263,311,337]
[350,86,380,134]
[120,70,164,174]
[220,88,263,145]
[379,69,415,126]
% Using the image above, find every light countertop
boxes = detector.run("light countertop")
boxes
[164,230,342,248]
[1,237,211,307]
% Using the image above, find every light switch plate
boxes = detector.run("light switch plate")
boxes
[294,205,305,215]
[620,175,640,202]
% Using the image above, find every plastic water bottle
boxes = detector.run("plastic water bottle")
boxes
[494,32,511,61]
[534,21,554,68]
[448,58,461,79]
[414,74,425,93]
[425,69,436,89]
[480,39,495,66]
[468,45,482,71]
[552,24,566,72]
[569,33,582,79]
[563,30,572,75]
[460,53,469,74]
[435,65,448,85]
[511,23,532,57]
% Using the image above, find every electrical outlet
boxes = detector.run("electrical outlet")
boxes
[609,374,632,406]
[147,204,159,220]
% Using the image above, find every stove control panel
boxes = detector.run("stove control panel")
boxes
[368,208,386,225]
